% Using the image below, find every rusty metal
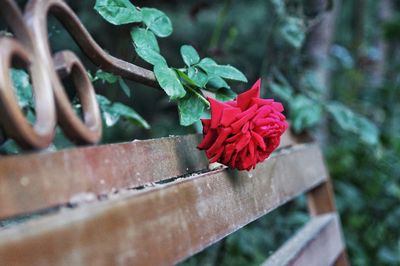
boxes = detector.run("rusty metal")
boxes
[0,0,158,149]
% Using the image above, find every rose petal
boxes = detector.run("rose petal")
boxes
[251,98,274,107]
[237,79,261,110]
[206,127,232,157]
[254,118,277,126]
[253,105,273,121]
[225,132,242,143]
[248,140,255,162]
[197,129,217,149]
[272,102,284,112]
[235,131,251,152]
[235,104,257,120]
[226,100,237,107]
[209,146,224,163]
[208,97,230,129]
[201,119,211,134]
[230,151,239,169]
[231,105,257,133]
[251,131,266,151]
[241,122,250,133]
[222,143,236,165]
[221,107,241,127]
[238,149,251,170]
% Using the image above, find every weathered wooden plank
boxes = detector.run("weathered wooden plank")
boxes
[307,180,337,215]
[0,131,297,219]
[307,181,350,266]
[0,144,326,266]
[262,213,345,266]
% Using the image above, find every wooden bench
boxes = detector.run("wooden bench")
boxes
[0,0,348,264]
[0,132,349,265]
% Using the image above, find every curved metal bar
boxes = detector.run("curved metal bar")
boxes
[23,0,104,145]
[0,0,56,148]
[53,51,102,144]
[0,0,33,50]
[0,0,160,149]
[0,38,55,148]
[25,0,159,88]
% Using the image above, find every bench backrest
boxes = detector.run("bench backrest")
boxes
[0,0,348,264]
[0,132,348,265]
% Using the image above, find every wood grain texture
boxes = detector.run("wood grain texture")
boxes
[307,180,337,215]
[0,144,326,266]
[0,131,297,219]
[262,213,345,266]
[307,180,350,265]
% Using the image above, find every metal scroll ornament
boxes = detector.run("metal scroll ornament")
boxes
[0,0,158,149]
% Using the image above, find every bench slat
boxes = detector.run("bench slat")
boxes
[262,213,345,266]
[0,132,297,219]
[0,143,326,266]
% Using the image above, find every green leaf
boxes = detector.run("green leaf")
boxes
[300,70,324,93]
[269,82,293,101]
[326,102,357,131]
[96,94,149,129]
[326,102,379,145]
[188,67,208,88]
[0,139,21,155]
[290,95,322,133]
[51,127,74,149]
[215,88,237,102]
[131,27,160,52]
[26,109,36,124]
[96,95,119,126]
[95,70,118,83]
[175,69,197,87]
[96,94,111,106]
[118,77,131,97]
[180,45,200,66]
[94,70,131,98]
[134,46,166,66]
[356,116,379,145]
[206,75,230,90]
[110,103,150,129]
[10,69,33,109]
[154,64,186,100]
[378,247,400,264]
[94,0,142,25]
[141,8,173,37]
[198,58,247,82]
[270,0,286,17]
[177,89,207,126]
[279,16,305,49]
[87,70,95,82]
[131,27,165,65]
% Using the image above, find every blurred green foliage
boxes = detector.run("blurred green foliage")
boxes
[1,0,399,265]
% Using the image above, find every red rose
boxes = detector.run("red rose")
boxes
[197,79,288,171]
